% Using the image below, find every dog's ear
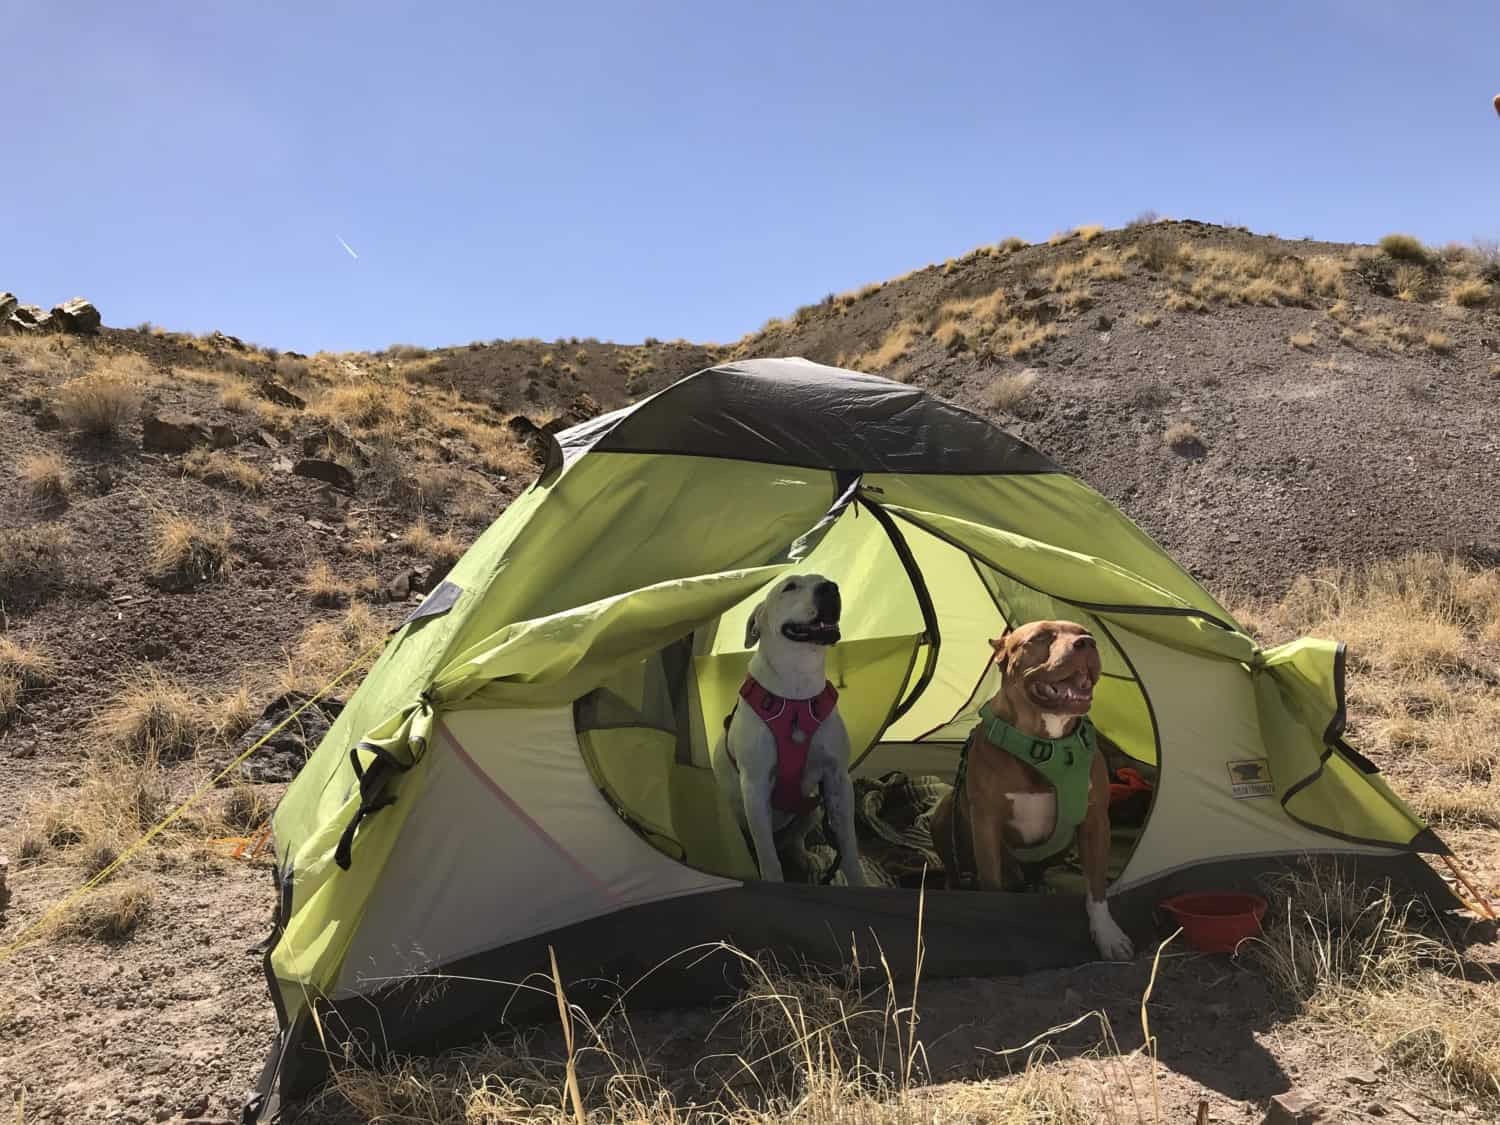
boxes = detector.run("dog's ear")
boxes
[744,602,764,648]
[989,628,1010,660]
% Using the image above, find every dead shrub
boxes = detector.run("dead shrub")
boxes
[148,515,232,590]
[55,355,149,438]
[1135,233,1182,272]
[400,522,465,569]
[277,602,389,696]
[852,321,921,372]
[301,559,352,607]
[1164,420,1204,454]
[1450,279,1492,308]
[0,673,19,730]
[100,668,208,761]
[1393,263,1430,302]
[56,879,154,941]
[0,637,53,729]
[20,452,71,510]
[985,370,1038,414]
[0,524,70,609]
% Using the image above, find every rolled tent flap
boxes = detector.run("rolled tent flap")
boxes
[1255,638,1433,850]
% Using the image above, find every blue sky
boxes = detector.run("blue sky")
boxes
[5,1,1498,353]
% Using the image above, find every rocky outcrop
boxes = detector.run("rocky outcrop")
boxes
[49,297,101,334]
[2,293,101,334]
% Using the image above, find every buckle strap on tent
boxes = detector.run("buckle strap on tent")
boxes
[334,740,411,870]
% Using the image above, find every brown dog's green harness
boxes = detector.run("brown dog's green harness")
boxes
[950,701,1100,871]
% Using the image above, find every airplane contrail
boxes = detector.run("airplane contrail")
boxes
[335,234,359,260]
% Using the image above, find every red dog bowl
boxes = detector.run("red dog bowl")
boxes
[1159,892,1268,953]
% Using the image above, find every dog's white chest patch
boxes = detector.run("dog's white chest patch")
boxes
[1005,792,1057,845]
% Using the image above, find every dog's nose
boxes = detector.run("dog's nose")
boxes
[1073,635,1096,651]
[814,581,841,619]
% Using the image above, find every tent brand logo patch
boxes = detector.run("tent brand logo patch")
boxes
[1227,759,1275,798]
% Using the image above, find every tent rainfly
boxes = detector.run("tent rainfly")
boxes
[244,357,1454,1122]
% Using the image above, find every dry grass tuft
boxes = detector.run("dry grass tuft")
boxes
[1247,861,1498,1107]
[311,379,431,435]
[1289,331,1317,351]
[218,378,256,413]
[182,448,265,493]
[100,668,209,762]
[148,515,232,590]
[55,356,148,438]
[1424,331,1452,354]
[301,559,353,607]
[0,332,91,380]
[984,371,1038,415]
[1246,553,1500,826]
[0,673,20,730]
[1163,421,1203,453]
[1047,230,1072,246]
[0,637,55,694]
[1379,233,1429,263]
[0,525,70,609]
[853,322,921,373]
[400,522,465,569]
[1449,279,1492,308]
[19,452,71,510]
[1392,263,1430,302]
[1166,247,1344,309]
[1134,234,1183,273]
[1133,312,1161,329]
[1075,224,1104,242]
[56,879,154,941]
[278,602,389,696]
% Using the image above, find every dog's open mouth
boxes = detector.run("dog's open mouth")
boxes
[1028,672,1094,714]
[781,619,841,646]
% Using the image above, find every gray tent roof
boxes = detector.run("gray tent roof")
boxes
[555,357,1061,475]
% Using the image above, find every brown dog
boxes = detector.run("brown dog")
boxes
[930,620,1134,961]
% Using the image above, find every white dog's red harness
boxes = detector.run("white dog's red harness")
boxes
[724,675,840,815]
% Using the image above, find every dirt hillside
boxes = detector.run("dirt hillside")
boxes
[1,220,1497,1124]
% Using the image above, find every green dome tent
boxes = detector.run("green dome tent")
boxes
[245,357,1452,1121]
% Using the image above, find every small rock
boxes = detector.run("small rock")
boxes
[386,569,415,601]
[180,1093,210,1119]
[1366,1103,1389,1118]
[292,458,356,492]
[0,292,16,322]
[253,429,282,449]
[210,423,238,449]
[50,296,101,334]
[1344,1070,1379,1087]
[143,412,213,453]
[1094,313,1114,330]
[1262,1091,1325,1125]
[0,855,10,915]
[258,378,305,409]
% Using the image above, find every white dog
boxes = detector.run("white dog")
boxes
[710,574,865,886]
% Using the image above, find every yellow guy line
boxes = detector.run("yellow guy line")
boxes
[0,640,386,964]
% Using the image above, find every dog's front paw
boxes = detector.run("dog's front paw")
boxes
[1087,899,1134,961]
